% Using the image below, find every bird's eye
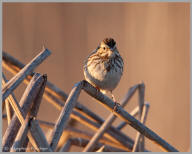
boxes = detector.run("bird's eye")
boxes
[103,47,105,50]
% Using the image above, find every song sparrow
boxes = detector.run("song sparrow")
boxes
[83,38,124,109]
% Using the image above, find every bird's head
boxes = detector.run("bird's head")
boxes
[98,38,117,58]
[102,38,116,50]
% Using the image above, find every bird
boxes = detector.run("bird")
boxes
[83,37,124,111]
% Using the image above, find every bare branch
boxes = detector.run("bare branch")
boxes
[132,102,150,152]
[82,80,179,152]
[83,84,139,152]
[2,48,51,102]
[2,73,15,125]
[2,73,45,151]
[11,116,31,152]
[37,119,55,129]
[43,91,137,151]
[29,118,53,152]
[71,110,132,151]
[59,139,72,152]
[2,73,25,125]
[21,74,47,150]
[62,126,125,151]
[69,137,127,152]
[48,81,83,151]
[5,100,12,125]
[116,106,139,130]
[137,83,145,151]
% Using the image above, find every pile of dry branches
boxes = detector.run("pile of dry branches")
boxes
[2,48,179,152]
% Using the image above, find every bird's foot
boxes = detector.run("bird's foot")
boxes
[113,102,121,112]
[95,86,100,92]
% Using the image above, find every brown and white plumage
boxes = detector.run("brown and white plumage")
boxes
[83,38,124,97]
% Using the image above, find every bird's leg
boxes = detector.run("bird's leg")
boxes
[111,91,121,112]
[95,86,100,92]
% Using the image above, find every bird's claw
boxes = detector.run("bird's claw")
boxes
[95,86,100,92]
[113,102,121,112]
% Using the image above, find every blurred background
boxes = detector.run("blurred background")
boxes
[2,2,190,152]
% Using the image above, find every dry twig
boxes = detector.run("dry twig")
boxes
[2,73,15,124]
[82,80,178,152]
[2,48,51,102]
[11,116,31,152]
[137,83,145,151]
[132,102,150,152]
[48,82,83,151]
[116,106,139,130]
[29,118,52,152]
[2,73,46,151]
[83,83,140,151]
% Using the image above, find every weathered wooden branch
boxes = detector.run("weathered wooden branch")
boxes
[20,138,29,152]
[7,73,47,152]
[59,126,125,151]
[137,83,145,151]
[2,73,15,124]
[35,80,137,151]
[59,136,127,152]
[30,74,47,117]
[69,137,127,152]
[82,80,179,152]
[65,127,116,147]
[5,100,12,125]
[37,119,55,129]
[44,91,137,151]
[2,73,46,151]
[11,116,31,152]
[2,114,131,152]
[59,139,72,152]
[2,73,25,125]
[71,110,132,151]
[17,75,149,151]
[48,82,83,151]
[96,145,105,152]
[132,102,150,152]
[3,110,135,151]
[44,89,133,146]
[83,83,140,151]
[29,118,52,152]
[116,106,139,130]
[21,74,47,151]
[2,48,51,102]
